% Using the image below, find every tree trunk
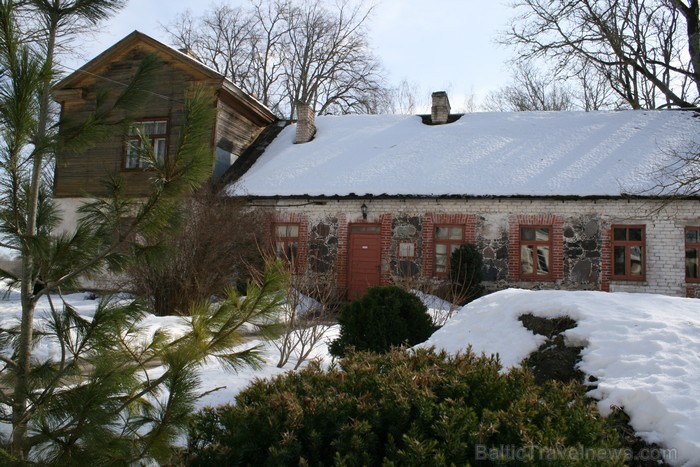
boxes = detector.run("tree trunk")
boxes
[11,9,57,459]
[682,0,700,97]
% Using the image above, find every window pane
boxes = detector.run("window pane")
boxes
[449,226,463,240]
[521,228,535,241]
[154,121,167,134]
[686,248,698,279]
[630,246,643,276]
[450,244,460,254]
[399,242,414,258]
[687,229,700,244]
[286,242,298,261]
[613,228,627,241]
[287,225,299,237]
[435,252,447,272]
[153,138,166,163]
[629,228,643,242]
[143,122,156,135]
[537,246,550,274]
[614,246,626,275]
[520,245,534,275]
[435,226,448,240]
[126,140,140,168]
[276,225,287,237]
[275,241,285,257]
[535,228,550,241]
[351,225,380,232]
[435,243,447,255]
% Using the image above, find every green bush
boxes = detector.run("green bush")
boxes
[450,243,484,304]
[186,349,623,466]
[328,285,435,357]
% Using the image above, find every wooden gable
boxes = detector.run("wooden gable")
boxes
[54,31,275,198]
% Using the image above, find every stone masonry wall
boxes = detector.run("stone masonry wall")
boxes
[260,198,700,297]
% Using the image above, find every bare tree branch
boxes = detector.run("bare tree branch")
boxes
[163,0,389,119]
[503,0,699,109]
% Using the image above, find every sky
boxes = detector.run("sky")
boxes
[69,0,517,112]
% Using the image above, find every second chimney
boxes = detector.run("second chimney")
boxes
[295,101,316,144]
[431,91,451,125]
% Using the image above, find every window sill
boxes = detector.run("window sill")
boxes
[610,277,646,282]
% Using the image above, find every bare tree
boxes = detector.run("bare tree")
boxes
[503,0,700,109]
[126,190,271,316]
[164,0,389,119]
[649,141,700,197]
[385,78,422,114]
[274,270,337,370]
[484,64,575,111]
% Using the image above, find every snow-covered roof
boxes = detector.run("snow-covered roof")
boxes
[227,110,700,198]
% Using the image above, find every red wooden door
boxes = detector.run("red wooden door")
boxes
[347,225,381,299]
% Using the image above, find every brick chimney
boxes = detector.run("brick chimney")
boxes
[295,101,316,144]
[431,91,451,124]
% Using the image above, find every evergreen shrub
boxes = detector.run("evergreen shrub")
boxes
[328,285,435,357]
[449,243,484,303]
[186,349,622,466]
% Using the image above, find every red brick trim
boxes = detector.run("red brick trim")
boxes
[336,213,348,292]
[422,213,477,277]
[380,213,393,285]
[273,212,309,272]
[600,222,611,292]
[508,214,564,282]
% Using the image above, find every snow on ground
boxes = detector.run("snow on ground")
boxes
[419,289,700,466]
[2,285,700,465]
[0,287,339,420]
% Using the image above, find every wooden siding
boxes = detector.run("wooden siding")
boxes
[54,40,271,198]
[215,98,265,161]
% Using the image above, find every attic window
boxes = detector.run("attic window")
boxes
[125,119,168,169]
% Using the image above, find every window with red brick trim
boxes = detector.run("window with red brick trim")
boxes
[434,225,463,276]
[611,225,645,280]
[686,227,700,281]
[519,226,552,278]
[125,119,168,169]
[274,223,300,266]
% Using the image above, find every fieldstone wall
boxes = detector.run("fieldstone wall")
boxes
[258,197,700,297]
[477,214,509,282]
[390,215,423,277]
[308,215,338,274]
[563,215,602,289]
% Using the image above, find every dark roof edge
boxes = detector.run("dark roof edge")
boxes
[227,193,700,202]
[419,113,464,125]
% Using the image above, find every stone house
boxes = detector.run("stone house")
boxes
[53,33,700,299]
[224,94,700,299]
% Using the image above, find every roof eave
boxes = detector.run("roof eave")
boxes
[226,193,700,201]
